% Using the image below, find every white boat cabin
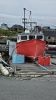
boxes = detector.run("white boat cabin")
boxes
[17,33,44,42]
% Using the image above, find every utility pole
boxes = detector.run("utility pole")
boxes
[23,8,26,31]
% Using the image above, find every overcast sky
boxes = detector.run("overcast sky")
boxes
[0,0,56,27]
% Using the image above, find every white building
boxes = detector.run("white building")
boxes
[0,23,8,30]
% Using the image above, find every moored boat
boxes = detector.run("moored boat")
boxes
[16,39,46,60]
[16,32,46,60]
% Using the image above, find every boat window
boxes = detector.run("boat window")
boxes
[36,36,43,39]
[29,35,35,40]
[21,36,27,40]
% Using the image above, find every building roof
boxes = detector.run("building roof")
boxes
[43,29,56,37]
[11,24,23,30]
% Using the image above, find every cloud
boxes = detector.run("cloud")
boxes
[0,13,20,18]
[0,0,56,26]
[0,13,22,26]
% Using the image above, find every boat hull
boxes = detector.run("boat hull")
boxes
[16,40,46,59]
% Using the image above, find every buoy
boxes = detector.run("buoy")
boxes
[0,64,9,76]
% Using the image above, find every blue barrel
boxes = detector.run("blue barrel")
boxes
[12,53,25,64]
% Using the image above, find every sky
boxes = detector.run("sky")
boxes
[0,0,56,27]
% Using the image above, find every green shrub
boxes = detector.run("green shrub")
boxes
[0,28,24,36]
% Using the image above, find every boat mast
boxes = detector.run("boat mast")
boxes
[23,8,26,31]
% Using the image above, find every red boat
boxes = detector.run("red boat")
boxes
[16,39,46,60]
